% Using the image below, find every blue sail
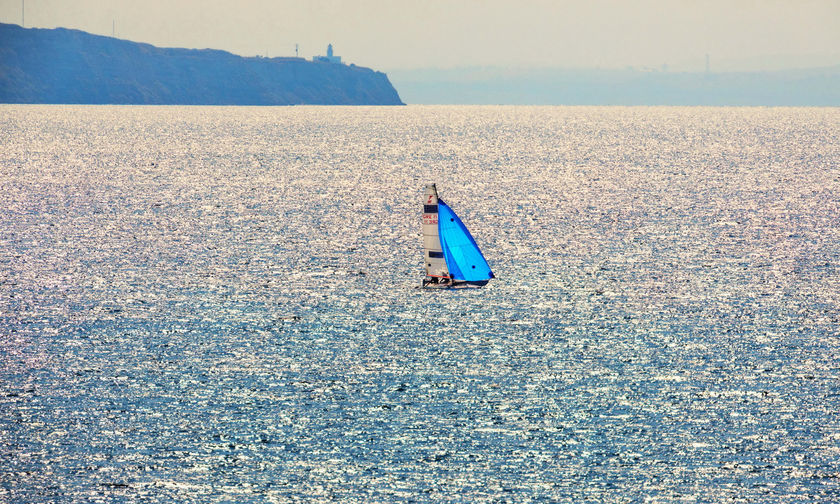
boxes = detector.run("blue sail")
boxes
[437,199,494,282]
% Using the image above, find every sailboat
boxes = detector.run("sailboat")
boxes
[422,184,495,288]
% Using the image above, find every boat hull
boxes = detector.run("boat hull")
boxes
[421,278,489,289]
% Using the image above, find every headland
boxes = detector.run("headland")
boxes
[0,23,404,105]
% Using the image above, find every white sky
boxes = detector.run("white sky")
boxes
[2,0,838,70]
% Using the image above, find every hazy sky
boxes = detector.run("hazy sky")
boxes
[2,0,838,71]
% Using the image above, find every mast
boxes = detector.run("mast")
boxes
[422,184,449,280]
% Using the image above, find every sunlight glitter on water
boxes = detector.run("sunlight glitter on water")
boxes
[1,105,839,502]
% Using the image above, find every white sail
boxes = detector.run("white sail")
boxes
[422,184,449,280]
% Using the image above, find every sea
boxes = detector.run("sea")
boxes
[1,105,839,503]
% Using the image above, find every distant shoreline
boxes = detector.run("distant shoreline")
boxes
[387,66,840,106]
[0,23,404,106]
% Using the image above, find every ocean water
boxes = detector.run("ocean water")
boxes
[1,104,839,503]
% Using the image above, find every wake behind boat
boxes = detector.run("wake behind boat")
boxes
[421,184,494,289]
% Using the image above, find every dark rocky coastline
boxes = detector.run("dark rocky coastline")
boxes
[0,23,403,105]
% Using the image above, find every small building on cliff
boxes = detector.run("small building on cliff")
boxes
[313,44,342,64]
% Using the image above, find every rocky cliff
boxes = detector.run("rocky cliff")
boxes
[0,23,403,105]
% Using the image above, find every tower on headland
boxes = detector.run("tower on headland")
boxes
[313,43,342,64]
